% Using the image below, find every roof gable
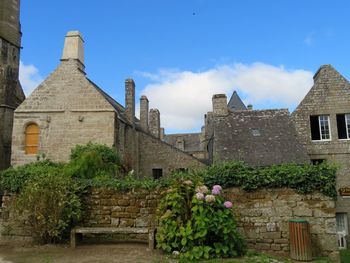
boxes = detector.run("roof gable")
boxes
[227,91,247,111]
[16,60,116,113]
[294,65,350,114]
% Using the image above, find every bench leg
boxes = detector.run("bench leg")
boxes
[71,230,76,248]
[148,229,155,250]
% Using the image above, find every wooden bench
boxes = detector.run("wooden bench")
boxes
[70,227,155,249]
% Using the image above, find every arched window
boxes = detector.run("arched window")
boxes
[25,123,39,155]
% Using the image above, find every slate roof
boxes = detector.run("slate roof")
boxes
[88,78,140,125]
[227,91,247,111]
[213,109,309,166]
[163,133,202,153]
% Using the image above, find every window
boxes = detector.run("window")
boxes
[25,123,40,154]
[310,115,331,140]
[152,169,163,179]
[311,159,325,165]
[337,114,350,139]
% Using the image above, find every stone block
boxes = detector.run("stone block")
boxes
[135,218,148,227]
[293,206,312,217]
[125,206,139,213]
[111,218,119,226]
[119,219,134,227]
[271,244,281,251]
[118,199,130,206]
[275,206,292,216]
[274,238,289,244]
[262,231,281,239]
[313,208,335,218]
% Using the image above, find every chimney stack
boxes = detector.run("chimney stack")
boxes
[212,94,228,116]
[140,95,149,131]
[149,109,160,138]
[125,78,135,124]
[61,31,84,66]
[160,128,165,141]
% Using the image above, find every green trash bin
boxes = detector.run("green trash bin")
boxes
[289,219,312,261]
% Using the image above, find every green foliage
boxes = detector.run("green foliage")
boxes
[11,173,82,244]
[197,161,338,199]
[156,179,246,260]
[0,160,63,192]
[64,143,121,179]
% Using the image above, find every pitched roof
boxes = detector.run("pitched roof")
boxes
[227,91,247,111]
[87,78,141,125]
[213,109,309,166]
[163,133,202,153]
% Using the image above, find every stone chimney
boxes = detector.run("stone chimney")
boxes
[212,94,228,116]
[140,95,149,131]
[160,128,165,141]
[176,137,185,151]
[61,31,84,66]
[125,78,135,124]
[149,109,160,138]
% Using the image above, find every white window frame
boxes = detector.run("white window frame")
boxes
[313,115,331,141]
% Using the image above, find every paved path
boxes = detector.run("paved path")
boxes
[0,243,170,263]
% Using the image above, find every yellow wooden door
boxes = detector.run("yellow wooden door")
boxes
[25,124,39,154]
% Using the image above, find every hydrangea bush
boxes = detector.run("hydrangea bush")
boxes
[156,179,246,260]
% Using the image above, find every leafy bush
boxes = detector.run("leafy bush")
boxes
[197,161,337,199]
[11,173,81,244]
[64,143,121,179]
[156,179,246,260]
[0,160,63,192]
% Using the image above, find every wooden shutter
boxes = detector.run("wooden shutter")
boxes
[25,124,39,154]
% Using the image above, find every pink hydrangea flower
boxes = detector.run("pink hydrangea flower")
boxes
[196,185,209,194]
[205,194,215,203]
[224,201,233,208]
[213,185,222,191]
[211,188,220,195]
[195,192,205,200]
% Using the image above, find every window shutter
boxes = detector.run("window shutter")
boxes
[337,114,347,139]
[310,116,320,140]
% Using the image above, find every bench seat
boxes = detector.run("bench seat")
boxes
[70,227,155,249]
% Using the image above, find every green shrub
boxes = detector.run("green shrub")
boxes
[156,179,246,260]
[64,143,121,179]
[11,173,81,244]
[197,161,337,199]
[0,160,63,192]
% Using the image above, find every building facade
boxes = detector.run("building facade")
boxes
[11,31,205,177]
[293,64,350,239]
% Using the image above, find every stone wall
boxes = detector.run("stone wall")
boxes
[0,187,337,257]
[224,188,337,257]
[82,188,160,229]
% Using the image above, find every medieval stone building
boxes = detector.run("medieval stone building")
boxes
[0,0,25,170]
[10,31,205,177]
[293,64,350,240]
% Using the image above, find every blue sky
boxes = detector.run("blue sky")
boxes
[19,1,350,133]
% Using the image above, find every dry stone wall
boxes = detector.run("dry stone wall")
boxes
[0,187,337,257]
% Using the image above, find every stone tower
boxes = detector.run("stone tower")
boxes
[0,0,25,170]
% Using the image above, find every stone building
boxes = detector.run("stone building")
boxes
[10,31,205,177]
[164,91,308,166]
[293,64,350,241]
[0,0,25,170]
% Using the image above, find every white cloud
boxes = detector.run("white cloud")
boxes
[138,63,313,132]
[19,61,43,96]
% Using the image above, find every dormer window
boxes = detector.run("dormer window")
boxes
[310,115,331,141]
